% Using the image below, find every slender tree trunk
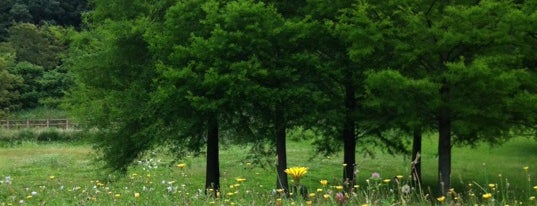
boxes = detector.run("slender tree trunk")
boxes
[205,114,220,196]
[437,84,451,195]
[411,127,422,185]
[275,110,289,194]
[343,83,356,189]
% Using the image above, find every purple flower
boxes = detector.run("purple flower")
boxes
[371,172,380,179]
[335,192,346,204]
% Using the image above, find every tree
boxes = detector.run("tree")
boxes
[350,0,537,194]
[0,53,21,116]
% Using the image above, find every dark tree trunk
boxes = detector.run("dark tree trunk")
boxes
[342,83,356,189]
[411,127,422,185]
[205,114,220,196]
[275,111,289,194]
[437,84,451,195]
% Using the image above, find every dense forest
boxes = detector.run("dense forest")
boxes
[1,0,537,196]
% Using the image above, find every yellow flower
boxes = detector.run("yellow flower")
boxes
[316,188,323,193]
[396,175,403,180]
[276,189,284,194]
[524,166,529,171]
[488,184,495,189]
[335,185,344,191]
[383,179,391,184]
[284,167,308,184]
[306,200,313,206]
[320,179,328,186]
[236,178,246,183]
[309,193,315,198]
[114,194,121,199]
[361,204,370,206]
[49,175,55,180]
[437,196,445,203]
[227,192,234,196]
[177,163,186,169]
[134,192,140,198]
[530,196,535,201]
[483,193,492,200]
[276,198,282,206]
[533,185,537,190]
[323,194,330,199]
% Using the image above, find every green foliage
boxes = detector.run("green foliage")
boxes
[0,53,21,116]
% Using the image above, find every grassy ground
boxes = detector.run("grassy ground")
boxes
[1,134,537,205]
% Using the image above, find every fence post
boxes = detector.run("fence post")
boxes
[26,119,30,128]
[66,119,69,130]
[46,119,50,128]
[6,120,9,129]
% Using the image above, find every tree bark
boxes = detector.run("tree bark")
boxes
[275,110,289,194]
[411,127,422,185]
[205,114,220,196]
[342,82,356,189]
[437,84,451,195]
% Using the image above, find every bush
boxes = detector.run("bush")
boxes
[37,129,61,141]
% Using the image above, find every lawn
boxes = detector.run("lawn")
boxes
[1,134,537,205]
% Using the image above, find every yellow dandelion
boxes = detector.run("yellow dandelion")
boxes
[323,194,330,199]
[26,195,32,199]
[533,185,537,190]
[437,196,445,203]
[309,193,315,198]
[306,200,313,206]
[276,189,284,194]
[483,193,492,200]
[177,163,186,169]
[227,192,234,196]
[488,184,495,189]
[316,188,323,193]
[530,196,535,201]
[49,175,55,180]
[114,194,121,199]
[134,192,140,198]
[320,179,328,187]
[276,198,282,206]
[342,163,348,167]
[335,185,344,191]
[383,179,391,184]
[284,167,308,184]
[236,178,246,183]
[354,184,360,189]
[524,166,529,171]
[361,204,370,206]
[396,175,403,180]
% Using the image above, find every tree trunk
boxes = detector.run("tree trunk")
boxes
[205,114,220,196]
[437,84,451,195]
[275,110,289,194]
[342,83,356,189]
[411,127,422,185]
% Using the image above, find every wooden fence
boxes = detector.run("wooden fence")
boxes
[0,119,80,130]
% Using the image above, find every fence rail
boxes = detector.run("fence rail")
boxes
[0,119,80,130]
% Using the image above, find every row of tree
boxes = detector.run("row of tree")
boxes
[66,0,537,196]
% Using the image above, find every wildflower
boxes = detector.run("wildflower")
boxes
[482,193,492,200]
[488,184,495,189]
[115,194,121,199]
[31,191,37,196]
[227,192,234,196]
[342,163,348,167]
[134,192,140,198]
[306,200,313,206]
[276,198,282,206]
[437,196,445,203]
[320,179,328,186]
[361,204,370,206]
[335,185,344,191]
[335,192,346,204]
[530,196,535,201]
[177,163,186,169]
[323,194,330,199]
[284,167,308,184]
[354,184,360,189]
[276,189,284,194]
[236,178,246,183]
[49,176,55,180]
[524,166,529,171]
[401,184,411,194]
[383,179,391,184]
[26,195,32,199]
[396,175,403,180]
[317,188,323,193]
[309,193,315,198]
[370,172,380,179]
[533,186,537,190]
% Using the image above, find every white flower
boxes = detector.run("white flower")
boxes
[401,184,411,194]
[31,191,37,196]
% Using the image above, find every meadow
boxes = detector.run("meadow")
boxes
[1,130,537,205]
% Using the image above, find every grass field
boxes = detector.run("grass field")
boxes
[1,133,537,205]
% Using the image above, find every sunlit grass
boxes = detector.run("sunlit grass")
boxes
[1,136,537,205]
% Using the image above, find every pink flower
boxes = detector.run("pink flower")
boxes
[371,172,380,179]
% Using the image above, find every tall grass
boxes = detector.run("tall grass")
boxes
[1,136,537,205]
